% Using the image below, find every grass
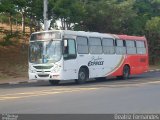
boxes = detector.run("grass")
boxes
[149,64,160,70]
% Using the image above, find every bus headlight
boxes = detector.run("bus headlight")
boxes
[51,64,61,73]
[29,69,36,73]
[29,65,36,73]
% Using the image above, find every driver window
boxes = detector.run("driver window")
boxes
[68,40,76,55]
[63,39,77,60]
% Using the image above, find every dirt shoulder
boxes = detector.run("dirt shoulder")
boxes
[0,45,28,84]
[149,65,160,71]
[0,77,28,84]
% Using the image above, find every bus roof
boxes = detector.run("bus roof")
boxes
[31,30,146,41]
[31,30,115,39]
[116,35,146,41]
[63,30,114,39]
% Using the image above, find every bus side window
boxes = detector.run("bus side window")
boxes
[115,39,126,54]
[126,40,136,54]
[136,41,146,54]
[89,37,102,54]
[102,38,115,54]
[77,36,89,54]
[63,39,77,60]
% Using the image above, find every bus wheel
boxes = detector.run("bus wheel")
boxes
[122,65,130,80]
[76,68,88,84]
[49,80,60,85]
[117,65,130,80]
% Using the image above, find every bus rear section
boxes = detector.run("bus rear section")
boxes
[109,34,148,79]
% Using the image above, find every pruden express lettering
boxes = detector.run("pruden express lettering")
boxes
[88,57,104,66]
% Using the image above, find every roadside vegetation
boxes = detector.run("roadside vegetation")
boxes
[0,23,28,80]
[0,0,160,80]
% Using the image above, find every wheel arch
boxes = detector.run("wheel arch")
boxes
[79,65,89,78]
[123,64,131,74]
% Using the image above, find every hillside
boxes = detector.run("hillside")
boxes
[0,23,29,82]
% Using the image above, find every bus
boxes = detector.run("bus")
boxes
[28,30,148,85]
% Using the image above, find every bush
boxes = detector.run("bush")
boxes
[0,34,14,46]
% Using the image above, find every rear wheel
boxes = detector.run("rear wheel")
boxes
[117,65,130,80]
[49,80,60,85]
[75,68,88,84]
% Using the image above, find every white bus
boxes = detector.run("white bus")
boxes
[28,30,148,85]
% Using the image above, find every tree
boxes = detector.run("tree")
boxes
[80,0,136,33]
[27,0,43,32]
[0,0,16,34]
[145,17,160,64]
[14,0,28,34]
[52,0,85,30]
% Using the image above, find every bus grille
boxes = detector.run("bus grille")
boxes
[38,74,49,77]
[33,66,53,69]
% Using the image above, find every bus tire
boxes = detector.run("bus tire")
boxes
[122,65,130,80]
[49,80,60,85]
[117,65,130,80]
[76,68,88,84]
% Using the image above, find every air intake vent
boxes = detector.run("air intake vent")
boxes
[38,74,49,77]
[33,66,53,69]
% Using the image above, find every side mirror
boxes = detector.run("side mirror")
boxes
[64,40,68,47]
[63,39,68,56]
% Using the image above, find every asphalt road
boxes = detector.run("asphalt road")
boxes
[0,71,160,113]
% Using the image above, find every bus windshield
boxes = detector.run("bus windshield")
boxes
[29,40,62,64]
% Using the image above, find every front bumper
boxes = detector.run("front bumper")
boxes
[29,72,61,81]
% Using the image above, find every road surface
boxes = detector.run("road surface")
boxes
[0,71,160,113]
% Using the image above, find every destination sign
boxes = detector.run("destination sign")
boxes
[30,32,61,41]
